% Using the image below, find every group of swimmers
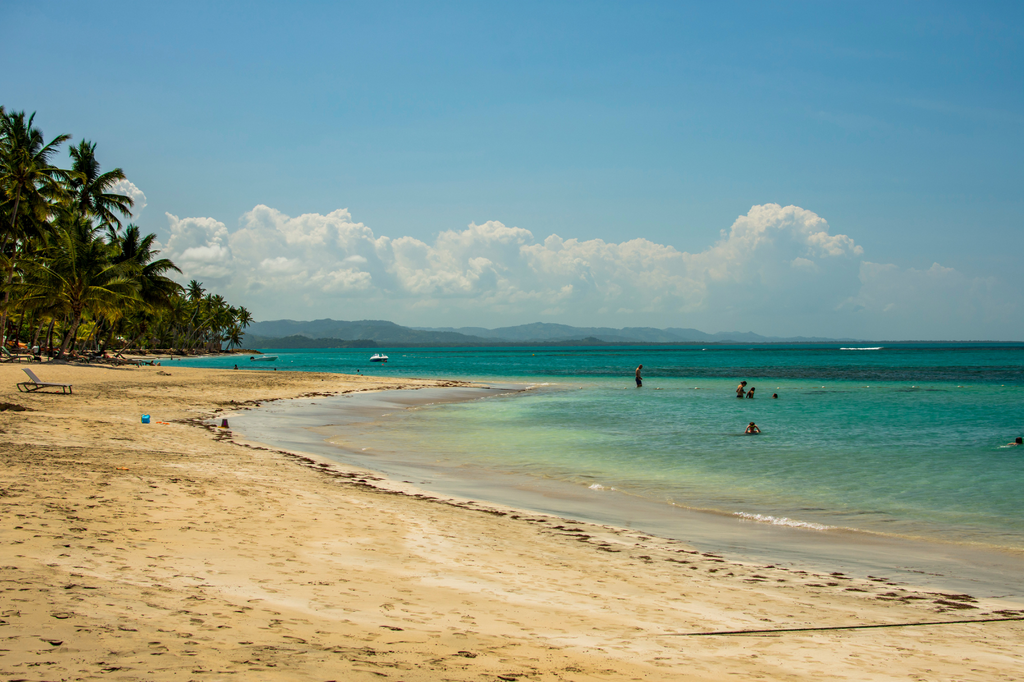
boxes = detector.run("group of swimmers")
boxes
[637,371,1019,444]
[736,381,778,400]
[737,381,777,434]
[633,369,771,434]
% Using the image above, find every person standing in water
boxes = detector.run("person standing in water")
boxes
[746,386,755,398]
[635,364,643,388]
[745,422,761,434]
[736,381,747,398]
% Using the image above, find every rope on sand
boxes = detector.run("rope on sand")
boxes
[666,616,1024,636]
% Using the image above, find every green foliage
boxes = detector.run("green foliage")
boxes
[0,106,249,356]
[67,140,133,231]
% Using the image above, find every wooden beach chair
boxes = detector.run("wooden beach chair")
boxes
[16,368,73,394]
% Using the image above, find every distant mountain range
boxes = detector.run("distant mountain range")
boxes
[413,322,849,343]
[242,319,858,348]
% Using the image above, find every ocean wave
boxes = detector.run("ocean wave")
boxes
[840,347,883,351]
[734,512,835,531]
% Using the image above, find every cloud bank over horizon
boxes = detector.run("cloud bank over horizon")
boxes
[158,203,1018,340]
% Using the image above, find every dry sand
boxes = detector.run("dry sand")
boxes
[1,363,1022,681]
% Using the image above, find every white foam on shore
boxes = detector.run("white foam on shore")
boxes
[589,483,616,491]
[524,382,554,390]
[734,512,835,531]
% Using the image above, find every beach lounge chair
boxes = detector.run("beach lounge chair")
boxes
[1,346,33,363]
[16,368,73,394]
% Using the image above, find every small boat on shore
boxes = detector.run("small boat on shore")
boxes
[369,353,388,363]
[250,355,278,361]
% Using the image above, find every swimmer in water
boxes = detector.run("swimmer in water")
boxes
[772,393,778,399]
[736,381,747,398]
[1008,437,1023,446]
[635,364,643,388]
[746,386,755,399]
[745,422,760,434]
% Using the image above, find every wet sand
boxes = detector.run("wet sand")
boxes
[1,364,1023,680]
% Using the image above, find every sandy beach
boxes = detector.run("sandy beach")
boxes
[2,363,1022,681]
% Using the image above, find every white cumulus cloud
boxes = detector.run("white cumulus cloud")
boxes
[164,213,234,283]
[156,203,1018,339]
[109,178,147,221]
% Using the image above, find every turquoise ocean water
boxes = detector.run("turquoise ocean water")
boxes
[175,344,1024,555]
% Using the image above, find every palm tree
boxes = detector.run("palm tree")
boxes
[0,109,72,237]
[0,108,73,342]
[235,305,252,328]
[199,293,232,351]
[67,140,134,233]
[186,279,205,302]
[74,223,182,350]
[225,323,244,349]
[20,210,138,359]
[104,224,182,351]
[113,224,182,308]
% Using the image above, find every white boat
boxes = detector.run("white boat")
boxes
[369,353,388,363]
[250,355,278,361]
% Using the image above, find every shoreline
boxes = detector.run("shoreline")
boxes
[227,384,1024,601]
[2,364,1023,680]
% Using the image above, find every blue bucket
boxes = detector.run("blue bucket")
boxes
[141,414,150,424]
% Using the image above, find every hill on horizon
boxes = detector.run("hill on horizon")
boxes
[242,318,856,347]
[413,322,848,343]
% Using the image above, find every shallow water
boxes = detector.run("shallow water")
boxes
[181,343,1024,590]
[329,377,1024,549]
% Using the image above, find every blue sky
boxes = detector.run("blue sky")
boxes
[3,1,1022,338]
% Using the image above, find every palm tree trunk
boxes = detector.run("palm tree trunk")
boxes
[0,261,10,348]
[56,314,83,360]
[14,312,25,347]
[89,317,106,352]
[90,317,105,352]
[78,318,101,353]
[31,320,44,352]
[98,323,116,354]
[77,325,92,353]
[45,319,56,357]
[121,321,149,353]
